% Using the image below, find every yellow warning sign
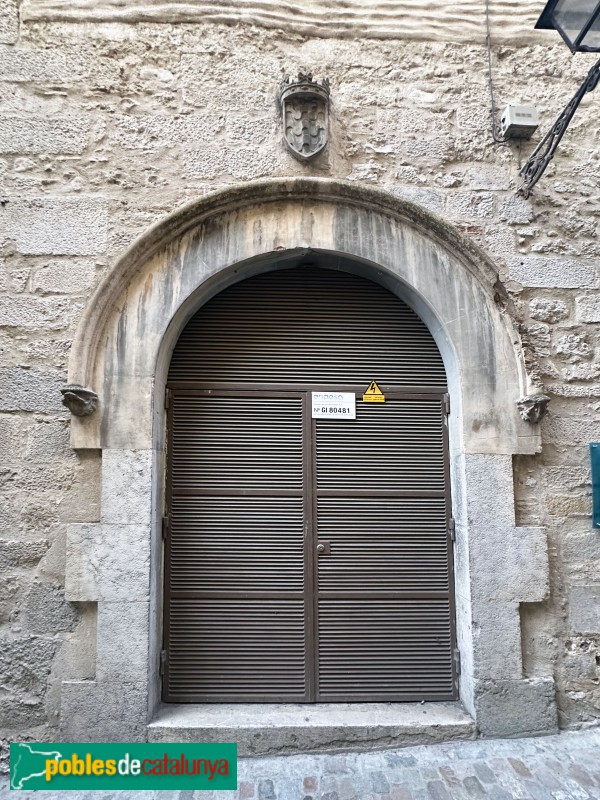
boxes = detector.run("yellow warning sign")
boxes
[363,380,385,403]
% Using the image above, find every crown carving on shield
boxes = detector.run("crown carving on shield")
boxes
[278,71,331,162]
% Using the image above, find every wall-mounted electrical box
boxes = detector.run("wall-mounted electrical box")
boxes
[500,104,539,139]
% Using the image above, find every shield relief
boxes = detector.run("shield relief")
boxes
[278,72,330,162]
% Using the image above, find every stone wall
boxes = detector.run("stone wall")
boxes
[1,3,599,758]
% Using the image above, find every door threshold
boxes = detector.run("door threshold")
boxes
[148,701,475,756]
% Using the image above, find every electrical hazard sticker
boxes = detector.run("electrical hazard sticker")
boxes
[362,380,385,403]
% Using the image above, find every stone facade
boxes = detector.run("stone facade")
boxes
[1,0,599,764]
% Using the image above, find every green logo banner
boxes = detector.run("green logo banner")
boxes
[10,742,237,791]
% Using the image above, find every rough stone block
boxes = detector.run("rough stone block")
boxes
[542,414,600,444]
[96,601,149,682]
[0,117,89,154]
[0,0,18,44]
[500,194,533,225]
[529,298,569,324]
[31,259,98,295]
[183,146,284,181]
[22,580,79,634]
[0,539,49,570]
[0,44,121,84]
[0,367,65,412]
[476,677,558,737]
[6,198,108,255]
[0,634,57,697]
[470,526,549,603]
[26,419,73,461]
[575,294,600,323]
[0,414,23,462]
[391,187,444,215]
[563,363,600,382]
[60,680,148,741]
[112,114,224,149]
[446,192,493,220]
[471,601,523,681]
[101,450,152,526]
[468,165,510,191]
[568,586,600,634]
[508,257,599,289]
[463,454,515,528]
[0,575,20,624]
[0,296,83,329]
[65,523,150,601]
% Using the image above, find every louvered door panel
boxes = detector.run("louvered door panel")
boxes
[169,267,446,388]
[317,498,449,592]
[318,600,454,700]
[316,400,446,493]
[168,599,306,700]
[169,497,304,592]
[314,395,455,700]
[165,391,308,701]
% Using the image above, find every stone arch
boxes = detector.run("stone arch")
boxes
[62,178,556,746]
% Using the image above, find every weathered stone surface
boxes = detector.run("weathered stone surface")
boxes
[4,198,108,255]
[500,194,533,225]
[568,586,600,634]
[0,635,57,698]
[476,678,558,738]
[60,680,148,741]
[529,298,569,324]
[0,540,49,571]
[0,367,65,412]
[22,580,79,634]
[100,450,152,526]
[31,260,98,296]
[0,118,89,155]
[508,258,598,289]
[0,297,83,329]
[18,0,547,44]
[0,0,18,44]
[553,333,591,362]
[26,419,73,461]
[0,45,116,83]
[392,187,444,215]
[575,294,600,323]
[65,523,150,601]
[149,702,476,755]
[468,165,510,191]
[96,601,149,682]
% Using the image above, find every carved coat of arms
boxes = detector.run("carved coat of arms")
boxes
[278,72,330,162]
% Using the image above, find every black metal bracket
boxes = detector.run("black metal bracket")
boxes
[518,56,600,198]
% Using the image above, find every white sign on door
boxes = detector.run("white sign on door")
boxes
[311,392,356,419]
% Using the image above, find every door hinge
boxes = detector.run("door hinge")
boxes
[448,518,456,542]
[443,393,450,416]
[159,649,168,676]
[164,389,171,410]
[162,514,171,542]
[453,647,461,677]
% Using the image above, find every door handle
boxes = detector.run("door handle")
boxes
[317,541,331,555]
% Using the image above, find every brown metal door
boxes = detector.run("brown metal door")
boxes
[314,394,455,700]
[164,391,310,701]
[163,265,456,702]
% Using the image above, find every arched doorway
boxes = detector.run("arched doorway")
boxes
[61,179,554,745]
[163,264,456,703]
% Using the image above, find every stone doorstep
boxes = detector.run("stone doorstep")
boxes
[147,701,476,757]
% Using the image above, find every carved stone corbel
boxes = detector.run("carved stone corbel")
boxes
[517,394,550,423]
[61,385,99,417]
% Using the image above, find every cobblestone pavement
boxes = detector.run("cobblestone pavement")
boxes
[1,728,599,800]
